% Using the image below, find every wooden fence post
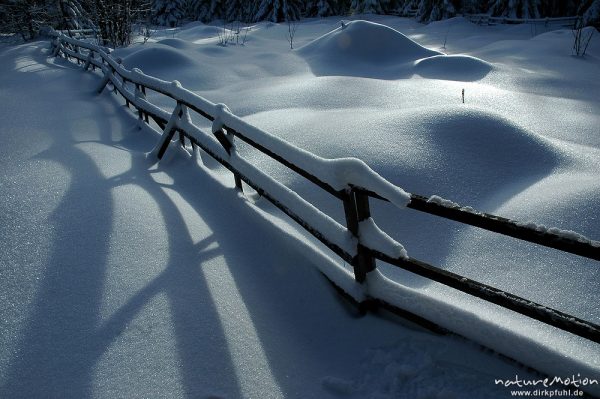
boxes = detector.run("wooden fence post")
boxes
[156,102,182,159]
[355,190,376,281]
[75,45,81,64]
[141,86,149,123]
[134,83,144,121]
[122,78,130,108]
[52,37,62,57]
[343,189,376,283]
[212,127,243,192]
[96,66,111,93]
[83,49,94,71]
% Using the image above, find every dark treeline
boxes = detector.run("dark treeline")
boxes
[1,0,598,45]
[151,0,599,25]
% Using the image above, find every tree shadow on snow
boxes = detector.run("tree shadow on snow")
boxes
[1,50,244,399]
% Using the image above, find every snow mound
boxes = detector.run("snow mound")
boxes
[240,105,562,271]
[243,106,560,210]
[297,20,491,81]
[121,45,196,72]
[298,20,441,78]
[299,20,439,63]
[177,25,230,40]
[156,38,192,49]
[415,55,493,81]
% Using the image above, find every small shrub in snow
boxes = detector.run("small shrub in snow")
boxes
[287,19,298,49]
[572,16,594,56]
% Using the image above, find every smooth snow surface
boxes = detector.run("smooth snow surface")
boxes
[2,13,600,398]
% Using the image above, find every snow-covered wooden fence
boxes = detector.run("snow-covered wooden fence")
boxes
[465,14,578,28]
[48,32,600,346]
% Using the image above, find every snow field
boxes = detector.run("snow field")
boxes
[1,13,600,398]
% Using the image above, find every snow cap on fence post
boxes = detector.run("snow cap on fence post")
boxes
[212,103,231,134]
[180,103,192,124]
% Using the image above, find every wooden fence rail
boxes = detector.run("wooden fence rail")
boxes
[48,32,600,347]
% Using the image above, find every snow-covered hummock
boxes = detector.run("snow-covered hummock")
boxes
[297,20,493,81]
[297,19,441,77]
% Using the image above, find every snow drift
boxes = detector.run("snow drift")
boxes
[156,38,192,49]
[116,43,227,91]
[414,54,493,81]
[299,20,441,65]
[175,23,231,41]
[298,20,493,81]
[121,45,196,72]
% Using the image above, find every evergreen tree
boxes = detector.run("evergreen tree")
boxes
[351,0,384,14]
[188,0,224,22]
[225,0,253,21]
[152,0,185,26]
[415,0,456,21]
[255,0,303,22]
[538,0,578,17]
[399,0,419,16]
[487,0,541,19]
[461,0,487,14]
[581,0,600,26]
[305,0,339,17]
[58,0,91,30]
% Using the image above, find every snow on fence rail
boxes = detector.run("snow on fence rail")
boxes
[48,32,600,346]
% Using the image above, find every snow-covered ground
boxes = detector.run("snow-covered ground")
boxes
[1,15,599,398]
